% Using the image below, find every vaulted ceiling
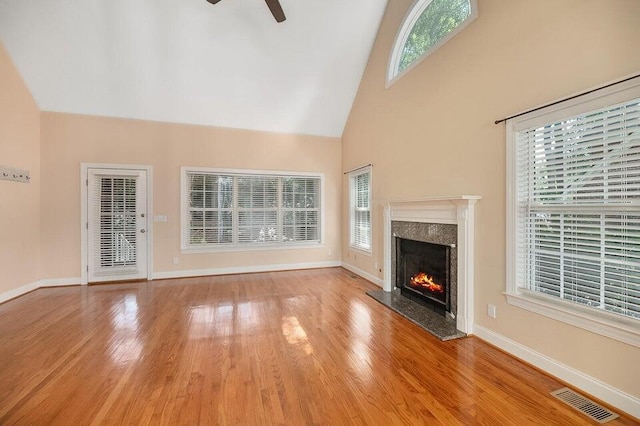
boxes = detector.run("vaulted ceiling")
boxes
[0,0,388,137]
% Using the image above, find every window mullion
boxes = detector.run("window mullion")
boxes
[560,214,565,299]
[604,122,609,203]
[277,178,283,242]
[526,131,535,293]
[600,214,606,310]
[233,176,239,245]
[350,177,355,245]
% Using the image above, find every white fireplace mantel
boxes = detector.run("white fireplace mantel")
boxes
[383,196,481,334]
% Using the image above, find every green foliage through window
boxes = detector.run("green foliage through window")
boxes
[393,0,473,79]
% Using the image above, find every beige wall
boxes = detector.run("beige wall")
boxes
[40,113,341,280]
[0,43,41,294]
[342,0,640,399]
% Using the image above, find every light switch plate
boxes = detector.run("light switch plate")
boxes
[488,304,497,318]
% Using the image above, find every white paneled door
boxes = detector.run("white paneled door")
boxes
[87,168,148,282]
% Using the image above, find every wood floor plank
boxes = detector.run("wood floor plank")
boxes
[0,267,637,425]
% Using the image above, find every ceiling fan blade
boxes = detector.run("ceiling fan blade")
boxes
[206,0,221,4]
[265,0,286,22]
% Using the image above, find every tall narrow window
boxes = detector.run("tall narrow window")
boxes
[388,0,477,84]
[506,80,640,346]
[350,168,371,251]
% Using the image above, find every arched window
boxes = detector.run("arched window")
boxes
[387,0,477,85]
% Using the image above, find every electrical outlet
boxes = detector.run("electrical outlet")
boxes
[328,249,332,256]
[487,304,497,318]
[172,257,179,265]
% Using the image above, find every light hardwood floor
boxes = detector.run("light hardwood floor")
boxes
[0,267,636,425]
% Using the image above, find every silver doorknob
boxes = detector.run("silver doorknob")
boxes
[140,229,146,233]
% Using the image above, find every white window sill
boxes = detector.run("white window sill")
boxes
[505,290,640,348]
[182,242,324,254]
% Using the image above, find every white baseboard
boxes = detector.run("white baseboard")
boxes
[474,325,640,419]
[341,262,384,287]
[0,281,41,304]
[39,278,82,287]
[153,261,342,280]
[0,277,81,304]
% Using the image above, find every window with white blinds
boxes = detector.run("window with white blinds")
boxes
[182,168,322,250]
[96,177,138,269]
[349,168,371,251]
[507,81,640,342]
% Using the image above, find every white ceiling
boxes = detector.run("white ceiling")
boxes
[0,0,388,137]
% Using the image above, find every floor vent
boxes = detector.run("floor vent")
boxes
[550,387,619,423]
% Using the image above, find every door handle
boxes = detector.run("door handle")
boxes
[140,229,146,233]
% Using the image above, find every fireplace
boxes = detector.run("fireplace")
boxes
[384,196,480,333]
[396,238,452,315]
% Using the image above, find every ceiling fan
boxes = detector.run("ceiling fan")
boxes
[206,0,286,23]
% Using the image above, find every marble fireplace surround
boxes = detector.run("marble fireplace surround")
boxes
[383,196,481,334]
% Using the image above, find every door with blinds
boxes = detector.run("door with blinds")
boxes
[87,168,148,282]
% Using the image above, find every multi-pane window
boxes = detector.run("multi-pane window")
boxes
[350,168,371,251]
[183,169,321,249]
[508,87,640,325]
[237,176,279,244]
[188,174,233,245]
[282,177,320,242]
[388,0,477,83]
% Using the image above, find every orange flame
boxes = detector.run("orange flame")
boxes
[410,272,444,293]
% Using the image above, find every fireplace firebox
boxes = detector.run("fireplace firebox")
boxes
[396,237,451,315]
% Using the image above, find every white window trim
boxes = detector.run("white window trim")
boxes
[181,167,324,253]
[386,0,478,87]
[505,78,640,348]
[349,166,372,254]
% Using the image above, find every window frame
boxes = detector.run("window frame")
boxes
[349,167,372,253]
[387,0,478,87]
[181,167,324,253]
[506,78,640,348]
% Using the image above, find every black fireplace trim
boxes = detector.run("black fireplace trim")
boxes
[396,237,453,316]
[390,221,458,317]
